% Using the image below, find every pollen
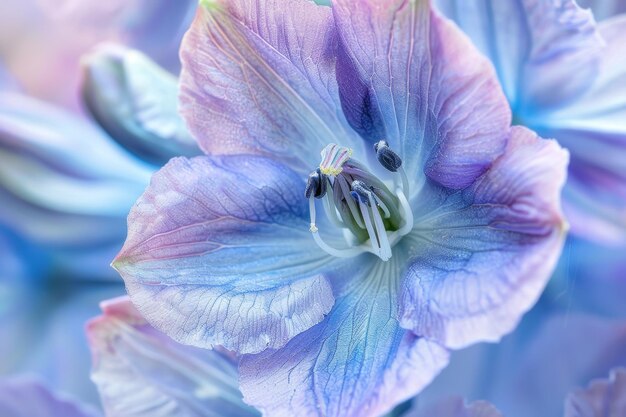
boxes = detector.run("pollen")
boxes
[319,143,353,176]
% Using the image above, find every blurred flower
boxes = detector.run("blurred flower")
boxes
[403,397,502,417]
[38,0,196,73]
[565,368,626,417]
[418,310,626,417]
[0,91,153,279]
[436,0,626,245]
[410,367,626,417]
[86,296,259,417]
[0,0,196,110]
[112,1,568,415]
[0,377,100,417]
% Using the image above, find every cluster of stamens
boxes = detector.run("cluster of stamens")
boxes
[305,141,413,261]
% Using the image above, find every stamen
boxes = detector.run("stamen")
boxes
[395,189,414,236]
[374,140,402,172]
[356,196,381,258]
[304,168,328,199]
[308,197,366,258]
[337,175,365,229]
[320,143,353,176]
[398,166,410,199]
[323,188,345,228]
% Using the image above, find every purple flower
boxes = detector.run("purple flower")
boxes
[113,0,568,415]
[436,0,626,245]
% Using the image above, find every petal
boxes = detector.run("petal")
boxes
[405,397,502,417]
[240,256,449,417]
[565,368,626,417]
[399,126,568,349]
[0,378,100,417]
[179,0,362,174]
[577,0,626,21]
[529,16,626,243]
[436,0,603,111]
[82,44,201,165]
[115,155,340,354]
[87,296,259,417]
[333,0,510,189]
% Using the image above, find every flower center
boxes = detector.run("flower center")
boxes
[305,142,413,262]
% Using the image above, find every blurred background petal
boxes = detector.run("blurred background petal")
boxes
[82,44,200,165]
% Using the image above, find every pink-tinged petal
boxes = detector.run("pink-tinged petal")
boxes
[437,0,603,111]
[333,0,510,189]
[87,296,259,417]
[0,378,100,417]
[405,397,502,417]
[114,155,341,354]
[565,368,626,417]
[240,256,449,417]
[533,15,626,244]
[399,126,568,349]
[180,0,362,173]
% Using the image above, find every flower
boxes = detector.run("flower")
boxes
[435,0,626,245]
[114,0,568,415]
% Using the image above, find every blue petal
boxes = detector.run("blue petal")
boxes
[239,255,449,417]
[82,44,201,165]
[436,0,603,111]
[0,378,100,417]
[115,155,343,354]
[88,297,260,417]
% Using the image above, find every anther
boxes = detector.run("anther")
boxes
[304,168,328,199]
[350,180,372,206]
[374,140,402,172]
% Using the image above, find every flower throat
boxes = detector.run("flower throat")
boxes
[305,142,414,261]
